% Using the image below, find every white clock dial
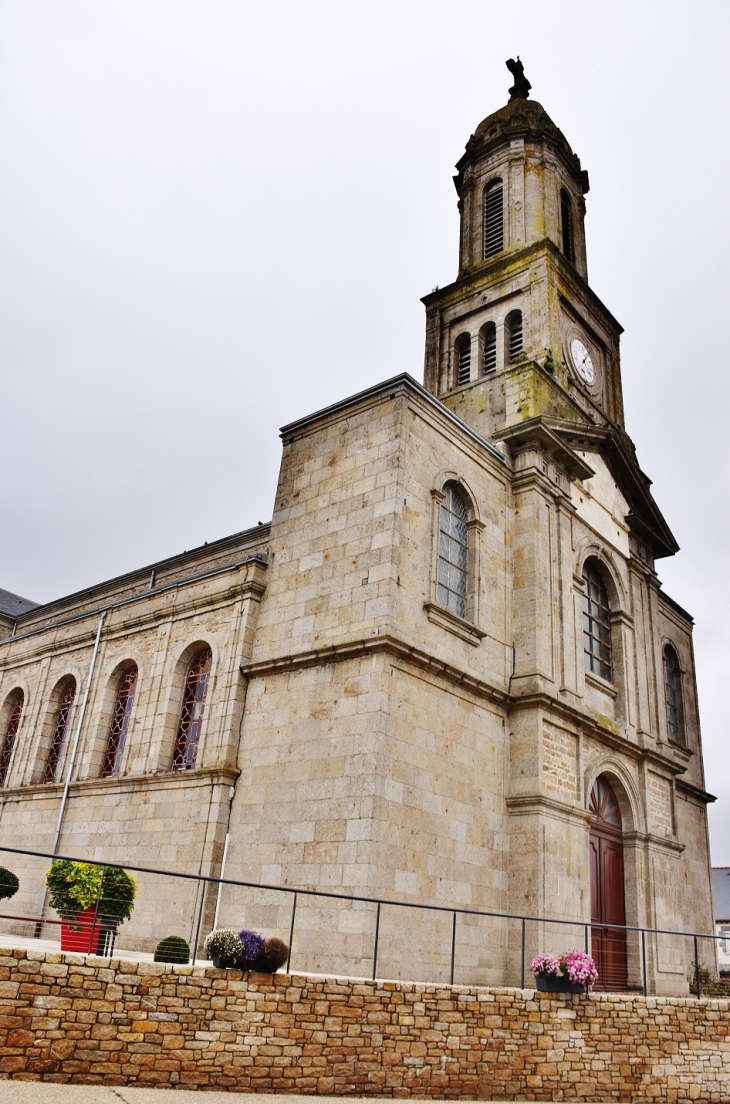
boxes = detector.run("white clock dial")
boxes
[570,338,595,385]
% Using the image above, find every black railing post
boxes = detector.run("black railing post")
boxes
[286,892,297,974]
[88,870,103,955]
[372,901,381,981]
[694,934,701,998]
[641,929,647,996]
[450,912,457,986]
[521,918,526,988]
[192,878,206,966]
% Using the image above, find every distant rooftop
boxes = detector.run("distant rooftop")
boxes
[0,588,39,619]
[712,867,730,922]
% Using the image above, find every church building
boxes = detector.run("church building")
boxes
[0,67,715,993]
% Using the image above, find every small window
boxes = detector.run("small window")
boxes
[101,667,138,778]
[481,322,497,374]
[0,692,24,788]
[172,648,212,771]
[582,561,612,682]
[505,310,523,364]
[44,681,76,784]
[437,484,469,619]
[455,333,471,386]
[560,189,575,263]
[663,645,685,745]
[483,179,503,259]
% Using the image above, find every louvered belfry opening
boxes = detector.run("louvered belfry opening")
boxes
[172,647,213,771]
[0,692,24,787]
[455,334,471,386]
[102,666,138,778]
[561,189,575,263]
[506,310,523,363]
[44,681,76,784]
[483,179,503,259]
[481,322,497,374]
[663,645,685,745]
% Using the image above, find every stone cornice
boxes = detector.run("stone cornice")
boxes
[505,794,593,826]
[0,766,241,804]
[676,778,717,805]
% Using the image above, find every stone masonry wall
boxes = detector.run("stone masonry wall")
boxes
[1,948,729,1101]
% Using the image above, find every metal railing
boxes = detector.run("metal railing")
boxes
[0,843,725,998]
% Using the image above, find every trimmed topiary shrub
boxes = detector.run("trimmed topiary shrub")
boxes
[256,937,289,973]
[154,936,190,964]
[45,860,136,923]
[0,867,19,901]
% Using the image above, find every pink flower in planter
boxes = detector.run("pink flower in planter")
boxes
[563,951,598,986]
[529,953,563,977]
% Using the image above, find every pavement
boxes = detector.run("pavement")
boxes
[0,1089,526,1104]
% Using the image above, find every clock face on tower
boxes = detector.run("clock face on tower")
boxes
[570,338,595,385]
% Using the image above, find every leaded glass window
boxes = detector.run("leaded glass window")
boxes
[582,561,612,681]
[44,682,76,784]
[172,648,212,771]
[0,692,23,788]
[663,645,685,745]
[437,484,469,619]
[101,667,138,778]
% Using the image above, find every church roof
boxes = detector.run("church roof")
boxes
[712,868,730,923]
[0,588,38,618]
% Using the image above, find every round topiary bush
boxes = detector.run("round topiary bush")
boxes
[0,867,19,901]
[154,936,190,964]
[256,937,289,973]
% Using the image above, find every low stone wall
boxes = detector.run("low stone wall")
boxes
[1,948,729,1100]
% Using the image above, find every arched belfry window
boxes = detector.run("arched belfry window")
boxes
[663,645,685,745]
[481,321,497,375]
[582,561,612,681]
[101,666,138,778]
[437,484,469,619]
[44,681,76,784]
[455,333,471,386]
[561,188,575,263]
[0,692,24,787]
[505,310,523,364]
[172,648,212,771]
[483,179,503,259]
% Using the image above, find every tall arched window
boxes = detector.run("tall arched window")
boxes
[483,179,503,259]
[505,310,523,363]
[560,188,574,263]
[455,333,471,386]
[172,648,212,771]
[101,666,138,778]
[663,645,685,745]
[0,692,24,788]
[437,484,469,619]
[481,321,497,375]
[44,681,76,784]
[582,561,612,681]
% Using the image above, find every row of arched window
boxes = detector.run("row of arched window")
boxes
[480,178,575,264]
[0,646,213,789]
[455,310,523,386]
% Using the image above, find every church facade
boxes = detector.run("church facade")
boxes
[0,75,715,992]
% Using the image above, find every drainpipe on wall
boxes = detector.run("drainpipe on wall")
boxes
[35,609,107,934]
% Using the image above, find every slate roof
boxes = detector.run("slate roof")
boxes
[712,868,730,923]
[0,588,38,618]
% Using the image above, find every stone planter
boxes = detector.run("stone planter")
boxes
[535,973,586,993]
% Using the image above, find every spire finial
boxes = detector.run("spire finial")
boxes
[506,57,531,101]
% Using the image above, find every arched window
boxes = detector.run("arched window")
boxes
[44,681,76,784]
[455,333,471,386]
[437,484,469,619]
[560,188,574,263]
[481,321,497,375]
[483,179,503,259]
[582,561,612,681]
[505,310,523,364]
[101,666,138,778]
[663,645,685,745]
[172,648,212,771]
[0,692,24,788]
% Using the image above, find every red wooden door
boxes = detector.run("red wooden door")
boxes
[589,777,628,990]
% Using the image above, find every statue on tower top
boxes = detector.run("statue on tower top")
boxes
[506,57,531,100]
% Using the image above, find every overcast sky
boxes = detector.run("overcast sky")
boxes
[2,1,729,862]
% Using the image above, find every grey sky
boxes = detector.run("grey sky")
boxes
[2,1,729,860]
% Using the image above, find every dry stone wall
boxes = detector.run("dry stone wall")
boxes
[1,948,729,1101]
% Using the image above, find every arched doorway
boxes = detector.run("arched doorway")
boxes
[589,776,628,990]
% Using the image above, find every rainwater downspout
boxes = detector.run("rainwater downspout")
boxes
[35,610,107,931]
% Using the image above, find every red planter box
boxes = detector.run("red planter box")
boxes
[60,907,105,954]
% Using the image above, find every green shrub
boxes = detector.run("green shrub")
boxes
[0,867,19,901]
[154,936,190,964]
[46,861,136,922]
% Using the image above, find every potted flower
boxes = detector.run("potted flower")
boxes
[46,860,136,954]
[529,951,598,993]
[239,929,265,968]
[204,928,244,968]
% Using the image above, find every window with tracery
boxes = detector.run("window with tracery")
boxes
[437,484,469,619]
[663,645,685,745]
[561,188,575,263]
[455,334,471,386]
[481,321,497,374]
[0,692,24,788]
[582,561,612,682]
[172,648,212,771]
[44,682,76,784]
[506,310,523,363]
[589,776,622,828]
[483,179,503,258]
[101,667,138,778]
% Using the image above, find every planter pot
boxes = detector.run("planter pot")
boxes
[535,973,586,994]
[60,908,117,955]
[211,955,243,970]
